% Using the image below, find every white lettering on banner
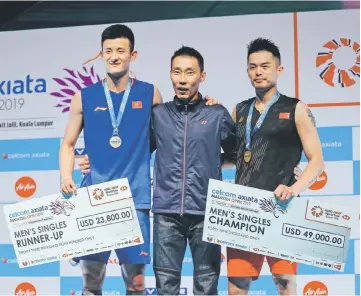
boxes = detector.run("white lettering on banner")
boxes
[6,153,31,159]
[203,179,354,272]
[4,152,50,159]
[3,178,144,268]
[15,183,35,192]
[304,288,327,295]
[321,141,342,148]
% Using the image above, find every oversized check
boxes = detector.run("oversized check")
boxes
[203,179,357,272]
[3,178,143,268]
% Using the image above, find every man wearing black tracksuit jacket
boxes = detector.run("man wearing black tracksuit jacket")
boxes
[150,46,236,295]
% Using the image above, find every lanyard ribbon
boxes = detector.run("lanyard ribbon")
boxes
[245,91,280,151]
[103,78,132,136]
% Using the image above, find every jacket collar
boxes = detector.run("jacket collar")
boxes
[173,93,205,112]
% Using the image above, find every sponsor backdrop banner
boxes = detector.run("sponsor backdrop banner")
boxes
[0,9,359,295]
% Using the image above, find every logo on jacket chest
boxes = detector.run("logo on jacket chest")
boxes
[94,106,107,112]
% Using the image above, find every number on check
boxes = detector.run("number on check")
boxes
[282,223,345,248]
[76,208,133,231]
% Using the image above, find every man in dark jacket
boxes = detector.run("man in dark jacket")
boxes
[151,46,236,295]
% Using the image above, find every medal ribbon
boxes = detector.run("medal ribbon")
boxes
[245,91,280,151]
[103,78,132,136]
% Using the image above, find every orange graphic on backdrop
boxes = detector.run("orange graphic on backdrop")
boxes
[309,171,328,191]
[316,38,360,87]
[15,282,37,295]
[303,281,328,295]
[15,176,37,198]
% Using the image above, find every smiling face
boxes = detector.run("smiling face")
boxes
[247,50,283,91]
[170,55,206,100]
[101,37,137,79]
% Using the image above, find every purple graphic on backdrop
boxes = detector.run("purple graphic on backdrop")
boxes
[51,65,101,113]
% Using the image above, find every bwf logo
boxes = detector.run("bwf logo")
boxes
[316,38,360,88]
[92,188,104,200]
[311,205,324,217]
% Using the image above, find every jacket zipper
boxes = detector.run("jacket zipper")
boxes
[180,104,188,216]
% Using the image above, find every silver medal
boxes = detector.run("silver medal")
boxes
[103,78,132,150]
[110,135,121,148]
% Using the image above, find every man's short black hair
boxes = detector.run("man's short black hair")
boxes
[171,46,204,72]
[247,38,281,64]
[101,24,135,52]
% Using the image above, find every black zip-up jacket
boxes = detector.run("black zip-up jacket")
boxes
[151,94,236,215]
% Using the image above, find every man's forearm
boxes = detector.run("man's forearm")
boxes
[291,158,324,194]
[59,144,75,181]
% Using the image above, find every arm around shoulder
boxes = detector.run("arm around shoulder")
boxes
[152,85,163,106]
[232,105,237,123]
[221,107,237,161]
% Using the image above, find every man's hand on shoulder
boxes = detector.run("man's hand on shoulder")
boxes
[205,95,222,106]
[153,85,163,106]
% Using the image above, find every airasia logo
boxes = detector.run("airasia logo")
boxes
[15,282,37,295]
[15,177,36,198]
[16,183,35,191]
[342,215,350,220]
[309,172,328,190]
[303,281,328,296]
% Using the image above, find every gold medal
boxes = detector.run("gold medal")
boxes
[255,104,265,114]
[244,151,252,163]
